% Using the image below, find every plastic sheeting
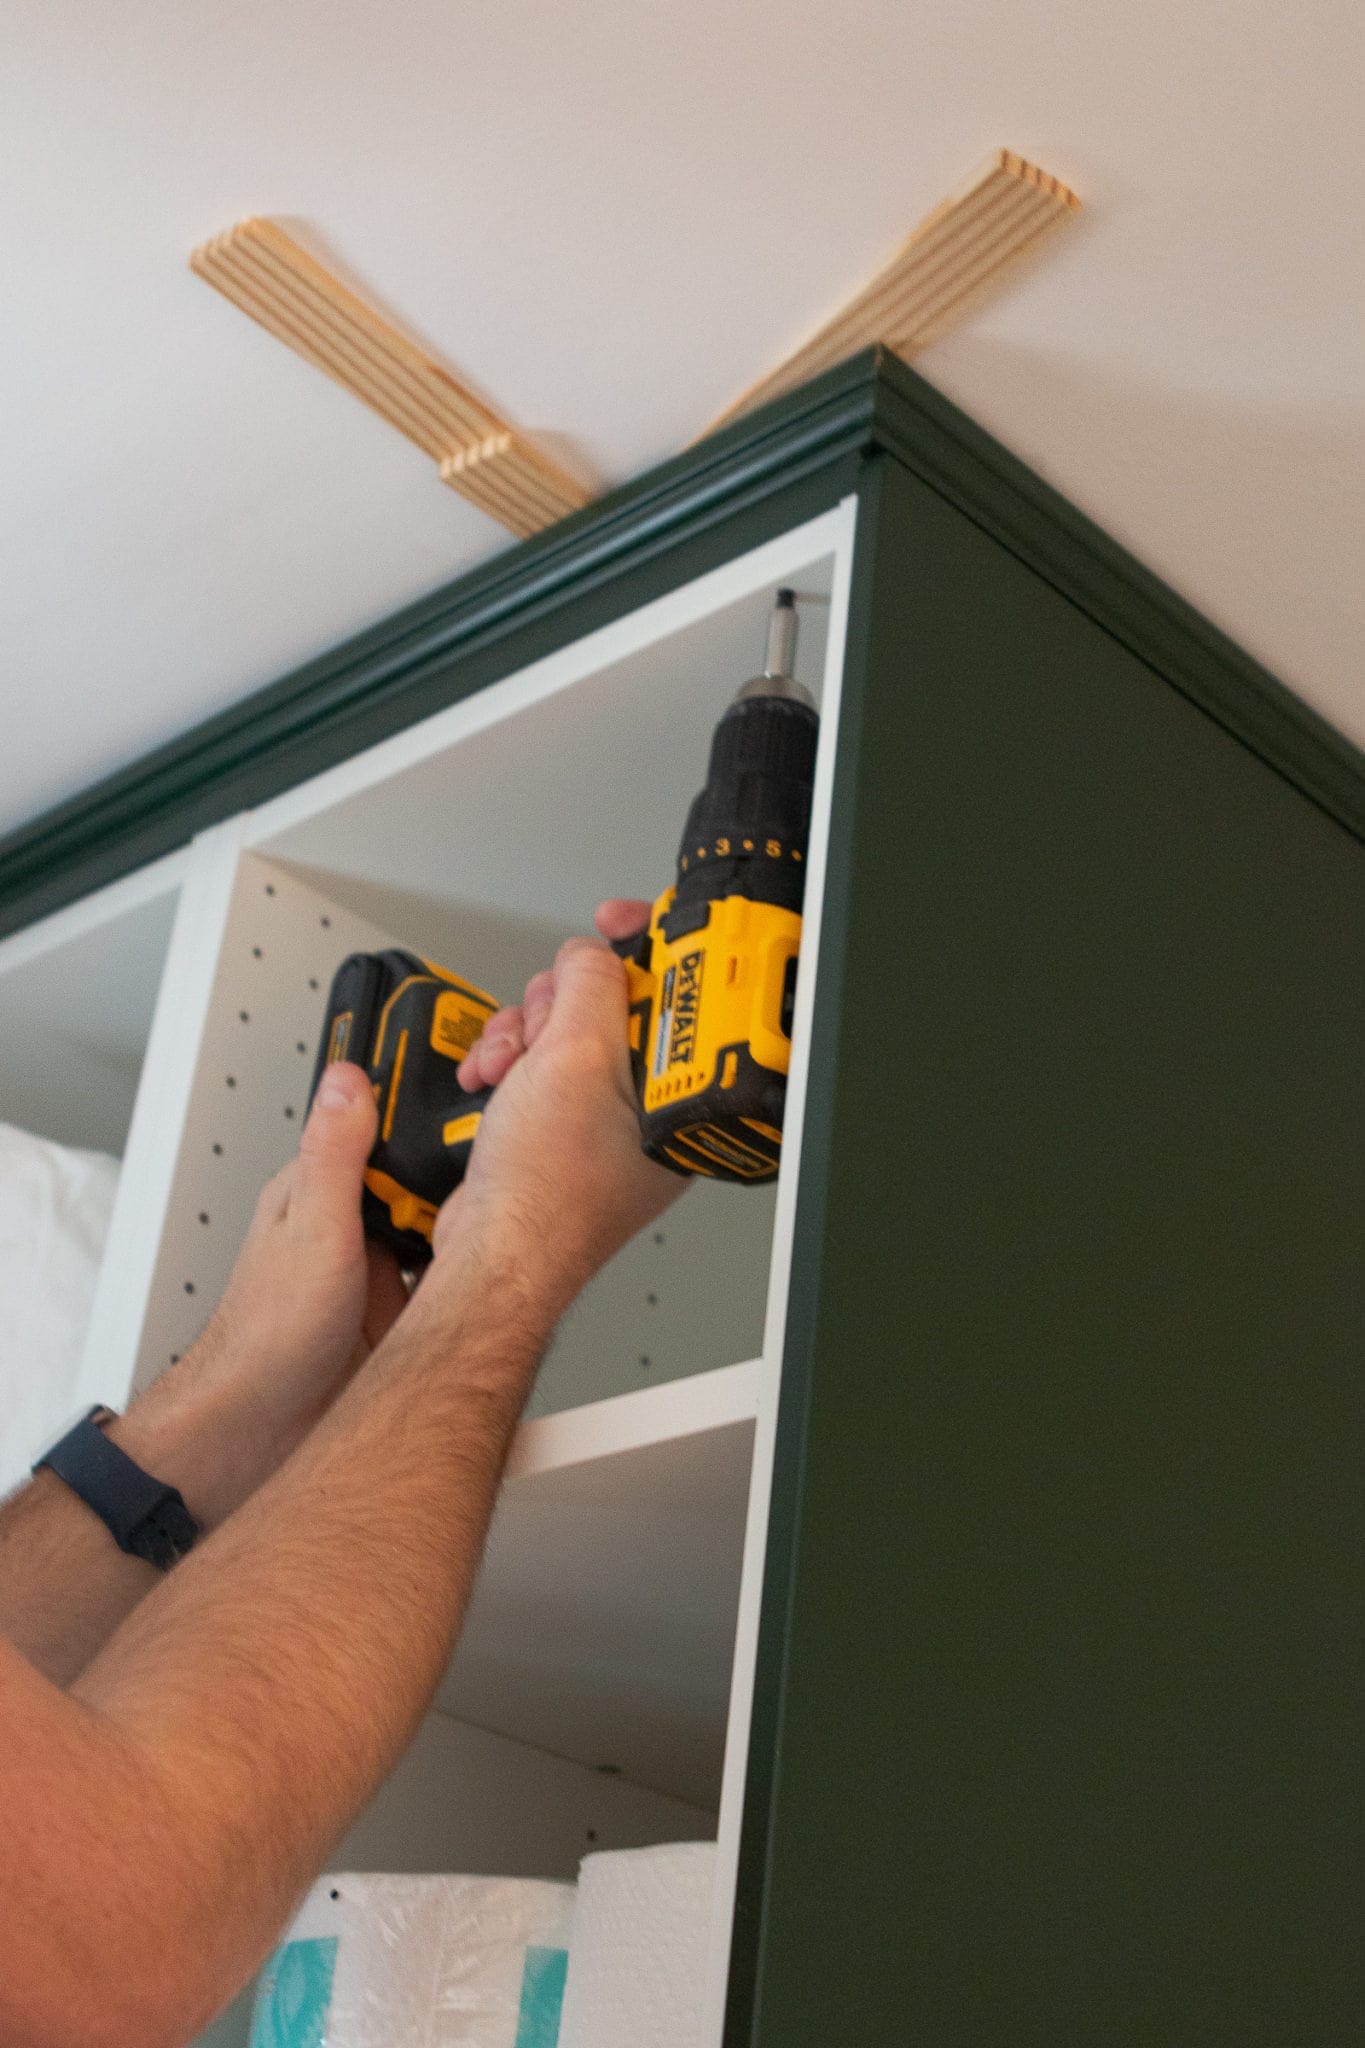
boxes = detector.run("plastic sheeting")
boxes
[250,1871,576,2048]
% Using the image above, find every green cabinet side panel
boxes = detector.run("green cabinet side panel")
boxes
[735,456,1362,2044]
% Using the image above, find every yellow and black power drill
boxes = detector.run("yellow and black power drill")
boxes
[614,587,818,1181]
[311,589,817,1261]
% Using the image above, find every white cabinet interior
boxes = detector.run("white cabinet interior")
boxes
[2,499,858,2046]
[441,1360,762,1809]
[129,847,778,1417]
[0,851,186,1434]
[0,855,183,1157]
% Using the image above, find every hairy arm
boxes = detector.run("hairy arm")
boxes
[0,1067,405,1687]
[0,1244,550,2048]
[0,933,676,2048]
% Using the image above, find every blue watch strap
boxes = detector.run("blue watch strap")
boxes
[34,1408,200,1570]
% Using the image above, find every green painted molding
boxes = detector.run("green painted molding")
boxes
[1,347,1360,938]
[865,352,1365,844]
[0,355,879,938]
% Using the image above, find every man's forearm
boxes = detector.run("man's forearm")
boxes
[0,936,673,2048]
[47,1236,552,2041]
[0,1317,329,1687]
[1,1071,407,1694]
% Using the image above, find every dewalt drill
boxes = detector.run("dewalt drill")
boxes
[615,587,818,1181]
[312,587,817,1261]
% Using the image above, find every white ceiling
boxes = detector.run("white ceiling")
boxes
[3,0,1361,840]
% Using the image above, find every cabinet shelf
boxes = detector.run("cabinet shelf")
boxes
[509,1356,762,1478]
[439,1359,764,1810]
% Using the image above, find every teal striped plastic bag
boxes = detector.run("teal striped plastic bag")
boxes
[249,1873,573,2047]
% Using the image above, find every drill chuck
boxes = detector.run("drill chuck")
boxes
[760,584,802,690]
[669,589,818,929]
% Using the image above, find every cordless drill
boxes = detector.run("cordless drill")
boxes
[614,588,818,1181]
[311,587,818,1260]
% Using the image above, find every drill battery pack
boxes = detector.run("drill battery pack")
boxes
[311,949,497,1267]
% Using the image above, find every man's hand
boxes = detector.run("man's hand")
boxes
[121,1060,408,1533]
[221,1059,407,1378]
[447,899,681,1315]
[193,1064,407,1461]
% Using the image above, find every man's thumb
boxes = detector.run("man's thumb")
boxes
[293,1061,377,1232]
[545,936,628,1041]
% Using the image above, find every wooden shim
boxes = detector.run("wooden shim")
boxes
[191,218,590,535]
[438,433,588,539]
[706,150,1080,434]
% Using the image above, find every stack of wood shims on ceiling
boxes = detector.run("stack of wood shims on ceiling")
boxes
[704,150,1081,432]
[190,217,589,537]
[191,148,1080,539]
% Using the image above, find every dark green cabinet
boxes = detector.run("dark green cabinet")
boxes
[737,451,1362,2044]
[4,352,1358,2045]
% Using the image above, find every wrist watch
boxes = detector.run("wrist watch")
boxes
[33,1405,200,1570]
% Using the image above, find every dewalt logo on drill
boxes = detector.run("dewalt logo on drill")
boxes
[668,950,704,1067]
[651,950,706,1078]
